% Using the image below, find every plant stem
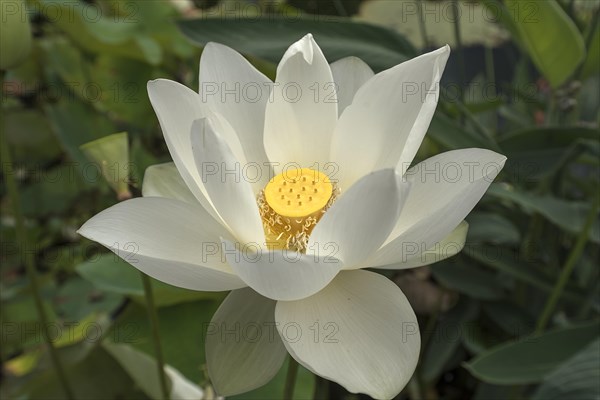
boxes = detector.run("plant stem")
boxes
[535,196,600,334]
[416,0,429,49]
[451,0,466,104]
[283,355,300,400]
[140,273,170,400]
[0,128,75,400]
[312,375,329,400]
[484,45,499,131]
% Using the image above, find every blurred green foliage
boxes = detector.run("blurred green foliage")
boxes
[1,0,599,399]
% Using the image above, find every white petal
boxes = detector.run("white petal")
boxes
[330,46,450,190]
[142,162,197,205]
[275,270,420,400]
[263,34,337,170]
[147,79,248,218]
[206,288,286,396]
[166,365,205,400]
[309,169,409,268]
[329,56,374,116]
[222,240,342,301]
[372,220,468,269]
[199,42,272,190]
[191,118,265,245]
[104,342,205,400]
[368,149,506,268]
[78,197,245,291]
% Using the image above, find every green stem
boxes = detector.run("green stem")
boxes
[312,375,329,400]
[416,0,429,49]
[535,196,600,334]
[0,124,75,400]
[283,356,300,400]
[451,0,466,104]
[332,0,348,17]
[484,46,499,131]
[140,273,170,400]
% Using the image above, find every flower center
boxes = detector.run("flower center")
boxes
[258,168,339,252]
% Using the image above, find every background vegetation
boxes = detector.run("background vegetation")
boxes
[1,0,599,399]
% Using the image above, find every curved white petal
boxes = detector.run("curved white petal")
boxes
[371,220,468,270]
[263,34,337,170]
[147,79,247,219]
[78,197,245,291]
[330,56,374,116]
[275,270,420,400]
[206,288,286,396]
[199,42,272,189]
[330,46,451,190]
[142,162,197,205]
[191,118,265,245]
[308,169,409,268]
[104,342,204,400]
[167,365,204,400]
[222,240,342,301]
[367,149,505,268]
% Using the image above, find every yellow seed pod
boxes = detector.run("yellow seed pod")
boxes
[264,168,333,218]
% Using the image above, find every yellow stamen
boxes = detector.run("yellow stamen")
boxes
[258,168,338,252]
[264,168,333,218]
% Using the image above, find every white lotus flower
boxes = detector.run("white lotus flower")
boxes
[79,34,506,399]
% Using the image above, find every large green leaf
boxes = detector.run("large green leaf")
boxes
[505,0,585,87]
[464,321,599,384]
[466,212,521,245]
[482,301,535,337]
[486,184,600,243]
[499,126,600,178]
[581,17,600,81]
[466,245,585,303]
[231,358,315,400]
[76,254,223,307]
[23,346,149,399]
[531,338,600,400]
[421,298,479,383]
[431,261,505,301]
[427,112,500,152]
[177,17,415,71]
[111,300,219,381]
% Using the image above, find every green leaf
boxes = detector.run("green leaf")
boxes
[482,301,535,337]
[499,126,600,178]
[231,358,315,400]
[80,132,131,198]
[464,321,599,384]
[76,254,222,307]
[580,19,600,81]
[0,0,32,70]
[466,212,521,245]
[2,108,61,165]
[45,99,117,166]
[111,300,219,382]
[103,342,173,399]
[54,277,124,322]
[40,0,162,64]
[486,184,600,244]
[505,0,585,87]
[431,261,505,301]
[466,244,585,304]
[23,346,149,399]
[421,298,479,383]
[427,113,500,152]
[177,17,416,72]
[531,338,600,400]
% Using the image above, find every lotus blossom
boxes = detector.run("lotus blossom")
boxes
[79,34,506,399]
